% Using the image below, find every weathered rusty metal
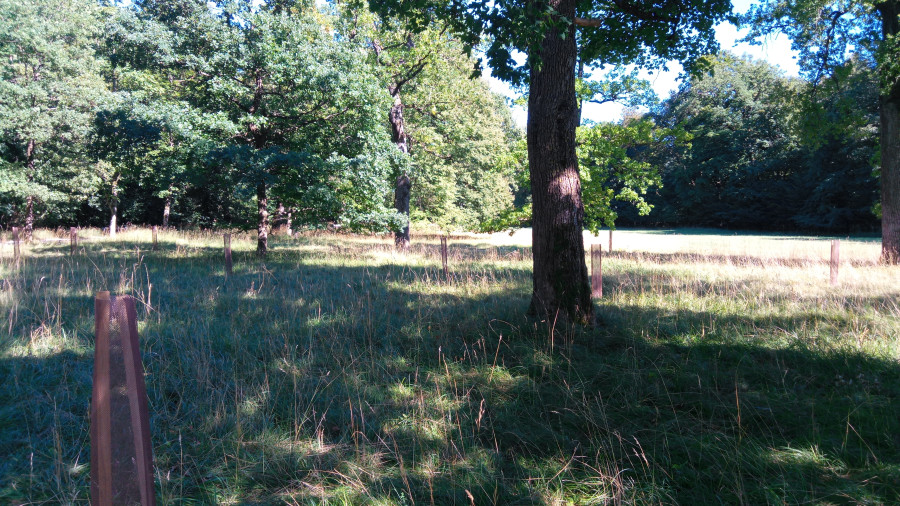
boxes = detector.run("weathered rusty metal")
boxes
[91,292,156,506]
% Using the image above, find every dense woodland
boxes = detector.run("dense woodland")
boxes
[0,0,892,239]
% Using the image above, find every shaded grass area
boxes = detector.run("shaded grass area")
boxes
[1,229,898,504]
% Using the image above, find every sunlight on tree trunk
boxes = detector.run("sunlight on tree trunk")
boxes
[390,94,412,249]
[24,139,36,241]
[109,178,118,238]
[163,195,171,228]
[527,0,592,323]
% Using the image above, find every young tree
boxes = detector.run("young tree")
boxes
[369,0,732,322]
[743,0,900,261]
[577,117,688,232]
[0,0,108,237]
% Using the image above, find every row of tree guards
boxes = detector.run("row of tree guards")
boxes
[588,239,846,296]
[2,226,160,259]
[2,229,845,286]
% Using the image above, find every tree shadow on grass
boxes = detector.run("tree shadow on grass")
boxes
[1,240,898,504]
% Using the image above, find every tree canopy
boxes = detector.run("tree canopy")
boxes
[743,0,900,261]
[0,0,888,278]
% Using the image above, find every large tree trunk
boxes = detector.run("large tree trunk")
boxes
[526,0,593,323]
[879,1,900,263]
[389,94,412,249]
[257,182,268,256]
[24,195,34,242]
[163,194,171,228]
[109,176,119,238]
[394,174,411,249]
[24,139,35,241]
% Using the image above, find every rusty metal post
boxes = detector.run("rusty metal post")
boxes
[91,292,156,506]
[152,226,158,251]
[91,292,112,505]
[70,227,77,255]
[591,244,602,298]
[224,233,232,278]
[830,240,840,285]
[440,236,449,279]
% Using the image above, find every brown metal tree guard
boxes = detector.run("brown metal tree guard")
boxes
[831,240,840,285]
[440,236,449,278]
[591,244,602,298]
[152,226,158,251]
[608,229,613,253]
[70,227,77,255]
[224,233,232,278]
[91,292,156,506]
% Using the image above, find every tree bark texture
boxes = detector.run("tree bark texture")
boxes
[879,1,900,263]
[24,139,35,241]
[162,195,171,228]
[394,174,411,249]
[389,95,410,155]
[527,0,593,323]
[257,183,268,256]
[24,195,34,242]
[389,93,412,249]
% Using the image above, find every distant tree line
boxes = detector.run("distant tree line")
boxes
[0,0,887,248]
[493,53,881,235]
[0,0,520,253]
[614,53,881,233]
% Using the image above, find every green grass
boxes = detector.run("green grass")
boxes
[1,227,898,504]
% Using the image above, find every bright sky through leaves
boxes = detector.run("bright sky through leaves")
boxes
[486,0,801,126]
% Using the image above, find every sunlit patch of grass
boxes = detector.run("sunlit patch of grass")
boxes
[1,227,898,503]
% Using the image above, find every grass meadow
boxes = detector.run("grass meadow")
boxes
[1,227,898,504]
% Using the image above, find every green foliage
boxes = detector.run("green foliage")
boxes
[576,66,658,110]
[112,1,401,231]
[627,53,879,232]
[337,6,522,232]
[741,0,883,86]
[577,118,688,232]
[406,85,521,231]
[0,0,109,226]
[653,53,803,227]
[369,0,733,85]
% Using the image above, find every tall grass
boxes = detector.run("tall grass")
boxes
[1,227,898,504]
